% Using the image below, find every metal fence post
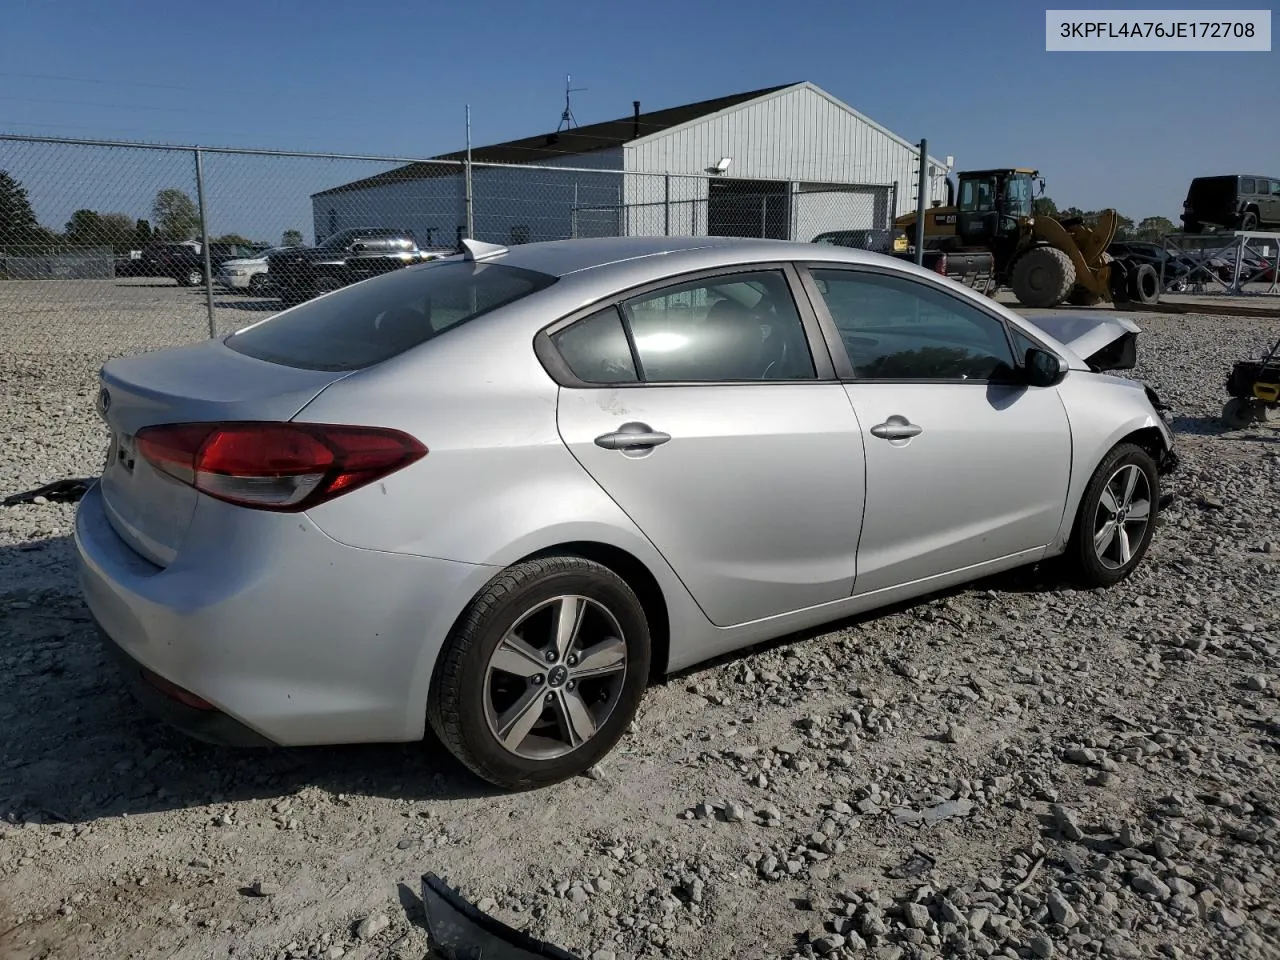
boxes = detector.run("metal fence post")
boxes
[193,147,216,339]
[914,139,928,266]
[664,175,671,236]
[464,106,475,240]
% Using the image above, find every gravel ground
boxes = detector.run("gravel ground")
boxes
[1,285,1278,960]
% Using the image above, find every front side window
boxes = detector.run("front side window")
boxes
[618,270,816,382]
[810,268,1016,381]
[227,261,556,371]
[1003,175,1033,218]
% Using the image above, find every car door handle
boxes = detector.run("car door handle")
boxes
[870,418,923,440]
[594,422,672,450]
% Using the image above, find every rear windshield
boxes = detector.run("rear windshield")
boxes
[226,260,556,371]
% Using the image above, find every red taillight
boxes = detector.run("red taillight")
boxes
[134,421,426,512]
[140,669,216,711]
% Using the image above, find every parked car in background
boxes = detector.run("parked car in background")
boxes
[120,242,266,287]
[77,235,1175,791]
[1105,241,1198,291]
[266,228,449,305]
[1181,174,1280,233]
[216,246,291,294]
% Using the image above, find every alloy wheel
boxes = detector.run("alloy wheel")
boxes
[1092,464,1151,570]
[482,595,628,761]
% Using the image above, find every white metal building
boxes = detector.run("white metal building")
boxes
[311,82,949,247]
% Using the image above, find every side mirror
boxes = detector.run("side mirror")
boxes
[1024,347,1065,387]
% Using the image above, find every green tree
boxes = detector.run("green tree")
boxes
[64,209,139,253]
[212,233,254,246]
[281,229,304,247]
[0,169,52,247]
[1032,196,1059,218]
[1135,216,1176,241]
[152,188,201,241]
[1112,213,1135,240]
[134,218,153,246]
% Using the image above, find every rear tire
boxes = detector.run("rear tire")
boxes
[312,275,343,297]
[1010,246,1075,308]
[1067,443,1159,588]
[1222,397,1255,429]
[428,556,651,791]
[1129,263,1160,304]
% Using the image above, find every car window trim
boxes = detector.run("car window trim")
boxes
[534,261,839,388]
[794,261,1055,384]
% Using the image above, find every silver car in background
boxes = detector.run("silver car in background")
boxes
[215,246,290,294]
[75,236,1176,790]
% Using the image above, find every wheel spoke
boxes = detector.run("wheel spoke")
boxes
[552,597,586,659]
[490,634,548,679]
[495,686,547,751]
[1094,519,1117,555]
[1126,498,1151,523]
[1099,487,1120,516]
[1117,525,1132,564]
[571,636,626,679]
[1120,466,1140,509]
[553,688,597,747]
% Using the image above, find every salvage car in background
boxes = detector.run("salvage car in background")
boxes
[215,246,291,294]
[266,227,450,305]
[76,236,1176,791]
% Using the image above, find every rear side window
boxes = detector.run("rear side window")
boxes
[227,261,556,371]
[1241,178,1256,194]
[552,307,638,383]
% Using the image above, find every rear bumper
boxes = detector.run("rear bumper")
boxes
[101,629,275,746]
[74,482,495,746]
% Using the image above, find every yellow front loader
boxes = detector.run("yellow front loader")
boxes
[895,169,1161,309]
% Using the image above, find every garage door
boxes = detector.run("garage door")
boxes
[793,185,890,242]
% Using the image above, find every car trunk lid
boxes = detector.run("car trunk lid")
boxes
[97,338,350,567]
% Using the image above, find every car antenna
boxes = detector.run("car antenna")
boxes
[460,238,508,262]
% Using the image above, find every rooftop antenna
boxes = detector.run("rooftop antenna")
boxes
[557,74,586,131]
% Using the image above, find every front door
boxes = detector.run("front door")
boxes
[552,268,866,627]
[804,265,1072,595]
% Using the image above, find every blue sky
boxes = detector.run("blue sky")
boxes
[1,0,1275,243]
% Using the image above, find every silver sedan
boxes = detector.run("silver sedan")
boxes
[75,236,1176,790]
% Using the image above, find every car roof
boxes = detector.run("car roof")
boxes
[474,236,891,279]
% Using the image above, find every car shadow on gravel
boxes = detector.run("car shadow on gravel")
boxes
[0,539,505,829]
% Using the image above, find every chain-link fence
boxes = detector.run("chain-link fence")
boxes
[0,133,923,363]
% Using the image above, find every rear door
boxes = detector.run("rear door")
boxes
[801,264,1072,595]
[551,265,867,628]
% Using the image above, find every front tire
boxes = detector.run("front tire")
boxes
[1010,246,1075,308]
[428,556,651,791]
[1067,443,1160,588]
[1240,211,1259,231]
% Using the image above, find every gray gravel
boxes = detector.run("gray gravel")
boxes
[0,288,1278,960]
